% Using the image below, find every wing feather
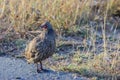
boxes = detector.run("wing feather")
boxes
[24,34,44,61]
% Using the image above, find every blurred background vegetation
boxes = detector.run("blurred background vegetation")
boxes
[0,0,120,79]
[0,0,120,33]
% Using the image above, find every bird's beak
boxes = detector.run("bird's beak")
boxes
[40,25,47,31]
[39,26,44,31]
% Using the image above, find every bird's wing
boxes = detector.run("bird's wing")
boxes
[25,34,44,59]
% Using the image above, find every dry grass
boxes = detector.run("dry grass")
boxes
[0,0,82,31]
[0,0,120,30]
[0,0,120,79]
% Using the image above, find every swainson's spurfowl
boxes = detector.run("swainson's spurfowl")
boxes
[24,22,56,73]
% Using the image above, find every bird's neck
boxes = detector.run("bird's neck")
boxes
[44,28,53,35]
[44,29,55,40]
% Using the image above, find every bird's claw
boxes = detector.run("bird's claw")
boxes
[37,69,49,73]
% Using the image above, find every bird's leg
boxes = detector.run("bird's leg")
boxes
[40,61,49,72]
[37,63,39,73]
[37,61,43,73]
[37,61,48,73]
[40,61,43,70]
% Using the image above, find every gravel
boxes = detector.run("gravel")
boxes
[0,57,89,80]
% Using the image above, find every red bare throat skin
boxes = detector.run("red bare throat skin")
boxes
[43,25,47,30]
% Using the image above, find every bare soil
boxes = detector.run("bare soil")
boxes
[0,56,89,80]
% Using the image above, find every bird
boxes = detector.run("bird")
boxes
[24,21,56,73]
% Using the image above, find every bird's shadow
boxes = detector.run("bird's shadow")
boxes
[38,68,69,76]
[38,69,57,74]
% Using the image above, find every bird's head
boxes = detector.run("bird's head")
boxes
[40,21,53,31]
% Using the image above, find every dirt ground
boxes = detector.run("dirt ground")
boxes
[0,56,89,80]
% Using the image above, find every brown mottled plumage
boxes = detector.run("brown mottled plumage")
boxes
[24,22,56,73]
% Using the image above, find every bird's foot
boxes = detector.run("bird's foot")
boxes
[37,69,43,73]
[37,69,49,73]
[42,69,49,72]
